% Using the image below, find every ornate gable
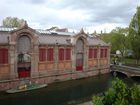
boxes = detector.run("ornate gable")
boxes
[71,28,89,46]
[76,28,88,38]
[10,21,36,34]
[9,21,39,45]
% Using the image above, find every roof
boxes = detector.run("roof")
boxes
[37,29,75,36]
[0,27,17,32]
[0,27,109,46]
[46,27,68,32]
[88,37,108,46]
[0,33,10,44]
[39,34,71,45]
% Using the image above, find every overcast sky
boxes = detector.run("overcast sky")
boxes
[0,0,139,33]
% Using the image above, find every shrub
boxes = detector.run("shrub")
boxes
[92,78,140,105]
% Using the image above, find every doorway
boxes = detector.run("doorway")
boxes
[76,39,84,71]
[17,35,31,78]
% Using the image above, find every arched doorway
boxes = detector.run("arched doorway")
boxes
[17,35,31,78]
[76,38,84,71]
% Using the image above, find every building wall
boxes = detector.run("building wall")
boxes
[0,28,110,91]
[0,46,10,80]
[38,45,73,76]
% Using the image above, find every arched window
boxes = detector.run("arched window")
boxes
[17,35,31,53]
[76,39,84,52]
[76,38,84,71]
[17,35,31,78]
[17,35,31,62]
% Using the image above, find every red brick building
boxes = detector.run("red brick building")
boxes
[0,22,110,91]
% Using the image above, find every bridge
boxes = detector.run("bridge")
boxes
[110,64,140,77]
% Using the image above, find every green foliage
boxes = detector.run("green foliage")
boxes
[103,78,129,105]
[103,88,116,105]
[128,6,140,63]
[92,78,140,105]
[101,27,129,56]
[2,17,25,27]
[92,96,103,105]
[131,84,140,105]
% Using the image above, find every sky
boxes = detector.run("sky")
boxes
[0,0,140,33]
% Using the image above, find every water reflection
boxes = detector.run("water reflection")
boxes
[0,73,140,105]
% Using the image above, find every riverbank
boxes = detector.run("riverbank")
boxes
[77,101,92,105]
[0,73,140,105]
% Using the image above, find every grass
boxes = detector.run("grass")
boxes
[111,57,140,67]
[123,58,136,64]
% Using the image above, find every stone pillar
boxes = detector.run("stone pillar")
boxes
[31,45,39,77]
[9,45,18,79]
[86,46,89,70]
[54,45,58,71]
[108,46,111,66]
[84,45,88,71]
[106,46,111,72]
[71,46,76,73]
[63,46,66,71]
[97,45,100,69]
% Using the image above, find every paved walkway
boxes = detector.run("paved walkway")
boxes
[77,101,92,105]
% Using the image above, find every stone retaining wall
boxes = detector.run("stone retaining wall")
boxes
[0,68,109,91]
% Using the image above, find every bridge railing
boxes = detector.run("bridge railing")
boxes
[110,64,140,77]
[110,64,140,72]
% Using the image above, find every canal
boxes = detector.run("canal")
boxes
[0,73,140,105]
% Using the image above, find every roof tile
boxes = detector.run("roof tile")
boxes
[0,27,109,46]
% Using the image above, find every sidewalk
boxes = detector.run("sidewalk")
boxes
[77,101,92,105]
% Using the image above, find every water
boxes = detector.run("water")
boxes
[0,73,139,105]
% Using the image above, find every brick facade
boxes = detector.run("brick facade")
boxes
[0,23,110,91]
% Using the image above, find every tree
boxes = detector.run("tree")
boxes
[92,78,140,105]
[111,27,129,60]
[100,32,115,53]
[128,6,140,64]
[101,27,129,61]
[2,17,25,28]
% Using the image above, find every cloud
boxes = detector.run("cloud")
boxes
[29,0,45,4]
[0,0,139,33]
[56,0,137,24]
